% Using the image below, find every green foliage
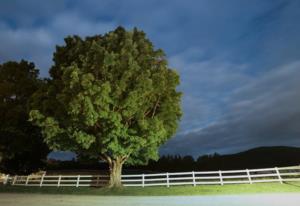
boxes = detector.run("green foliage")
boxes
[0,60,49,174]
[30,27,182,165]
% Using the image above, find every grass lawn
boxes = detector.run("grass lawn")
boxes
[0,182,300,196]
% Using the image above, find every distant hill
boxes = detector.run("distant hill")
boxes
[135,146,300,172]
[196,146,300,171]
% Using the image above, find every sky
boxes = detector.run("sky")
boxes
[1,0,300,159]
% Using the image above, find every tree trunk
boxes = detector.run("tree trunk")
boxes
[108,157,123,188]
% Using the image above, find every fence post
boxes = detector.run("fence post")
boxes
[166,173,170,187]
[76,175,80,187]
[142,174,145,187]
[12,175,17,185]
[246,169,252,184]
[96,176,100,186]
[219,170,223,185]
[275,167,282,184]
[40,174,45,187]
[25,176,30,186]
[192,171,196,187]
[57,175,62,187]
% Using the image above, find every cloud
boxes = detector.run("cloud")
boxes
[1,0,300,159]
[50,12,116,37]
[161,61,300,156]
[168,48,253,134]
[0,11,116,76]
[0,22,54,76]
[1,0,297,75]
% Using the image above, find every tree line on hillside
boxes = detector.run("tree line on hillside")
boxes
[138,146,300,171]
[46,146,300,173]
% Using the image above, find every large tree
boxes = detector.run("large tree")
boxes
[0,60,49,174]
[30,27,182,187]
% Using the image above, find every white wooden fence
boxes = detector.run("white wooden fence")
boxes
[9,175,109,187]
[2,165,300,187]
[122,165,300,187]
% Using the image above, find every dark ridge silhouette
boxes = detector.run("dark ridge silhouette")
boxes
[128,146,300,172]
[195,146,300,171]
[45,146,300,174]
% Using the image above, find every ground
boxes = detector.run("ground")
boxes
[1,193,300,206]
[0,182,299,206]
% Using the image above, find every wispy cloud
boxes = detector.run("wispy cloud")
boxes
[161,61,300,156]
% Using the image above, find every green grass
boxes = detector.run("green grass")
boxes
[1,182,300,196]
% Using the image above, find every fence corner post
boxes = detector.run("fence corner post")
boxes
[40,174,45,187]
[246,169,252,184]
[219,170,223,185]
[275,167,283,184]
[57,175,62,187]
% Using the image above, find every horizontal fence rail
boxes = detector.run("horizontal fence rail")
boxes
[2,165,300,188]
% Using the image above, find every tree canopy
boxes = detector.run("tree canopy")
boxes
[0,60,49,174]
[30,27,182,187]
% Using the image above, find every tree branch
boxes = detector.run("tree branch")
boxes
[120,155,129,163]
[100,154,112,165]
[151,96,160,118]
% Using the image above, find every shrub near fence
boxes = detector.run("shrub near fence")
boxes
[0,174,9,185]
[3,165,300,188]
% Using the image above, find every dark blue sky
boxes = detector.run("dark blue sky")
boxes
[1,0,300,159]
